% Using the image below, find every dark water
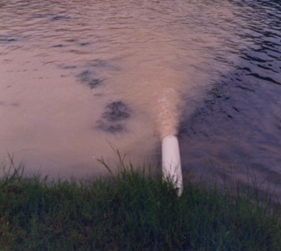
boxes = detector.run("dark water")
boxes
[179,0,281,200]
[0,0,281,200]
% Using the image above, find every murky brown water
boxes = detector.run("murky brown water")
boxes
[1,0,281,198]
[0,0,224,178]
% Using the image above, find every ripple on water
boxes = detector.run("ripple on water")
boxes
[0,0,281,200]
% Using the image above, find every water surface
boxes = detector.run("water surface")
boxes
[1,0,281,199]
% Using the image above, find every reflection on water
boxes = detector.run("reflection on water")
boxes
[0,0,281,198]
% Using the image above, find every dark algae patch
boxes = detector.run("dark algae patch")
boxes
[97,101,131,133]
[77,70,103,89]
[103,101,130,122]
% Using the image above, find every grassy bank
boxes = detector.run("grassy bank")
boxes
[1,161,281,251]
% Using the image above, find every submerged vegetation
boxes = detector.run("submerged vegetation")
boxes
[1,158,281,251]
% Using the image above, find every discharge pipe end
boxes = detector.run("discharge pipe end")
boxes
[162,135,183,196]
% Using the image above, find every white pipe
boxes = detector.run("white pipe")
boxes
[162,135,183,196]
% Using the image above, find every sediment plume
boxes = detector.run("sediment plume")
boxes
[155,88,181,139]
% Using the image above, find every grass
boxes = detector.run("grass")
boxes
[1,157,281,250]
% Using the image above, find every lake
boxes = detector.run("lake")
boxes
[0,0,281,199]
